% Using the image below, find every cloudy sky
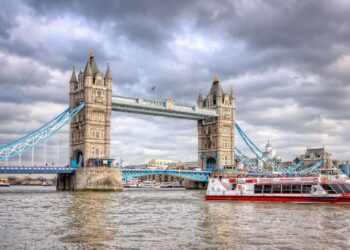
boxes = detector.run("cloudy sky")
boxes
[1,0,350,166]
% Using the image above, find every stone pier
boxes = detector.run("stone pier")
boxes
[57,167,123,191]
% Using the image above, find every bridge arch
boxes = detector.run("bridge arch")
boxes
[122,169,211,182]
[72,149,84,168]
[206,158,216,170]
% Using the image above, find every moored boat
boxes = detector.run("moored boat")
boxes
[0,178,10,187]
[206,168,350,204]
[139,180,156,188]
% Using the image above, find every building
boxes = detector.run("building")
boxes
[167,161,200,170]
[69,51,112,167]
[140,174,184,184]
[147,159,176,169]
[257,141,282,168]
[300,147,332,169]
[197,76,235,170]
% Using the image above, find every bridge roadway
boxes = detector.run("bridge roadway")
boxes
[0,166,211,182]
[112,95,218,120]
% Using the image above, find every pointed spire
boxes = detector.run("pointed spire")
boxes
[197,89,204,107]
[70,67,78,83]
[84,61,93,77]
[198,89,203,101]
[230,85,234,99]
[105,63,112,80]
[213,76,223,97]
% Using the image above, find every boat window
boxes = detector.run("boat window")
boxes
[254,185,263,193]
[320,170,338,175]
[321,184,336,194]
[339,184,350,193]
[302,185,312,193]
[282,185,292,194]
[292,185,302,194]
[263,185,272,193]
[231,184,236,190]
[329,184,344,194]
[272,185,282,193]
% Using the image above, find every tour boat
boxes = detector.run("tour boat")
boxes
[123,178,140,188]
[206,169,350,204]
[139,181,156,188]
[0,178,10,187]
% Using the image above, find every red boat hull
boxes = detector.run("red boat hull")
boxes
[206,195,350,203]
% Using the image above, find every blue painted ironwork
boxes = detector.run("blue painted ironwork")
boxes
[282,161,304,174]
[122,169,211,182]
[0,166,75,174]
[293,160,323,175]
[0,103,85,160]
[235,123,304,173]
[112,95,218,120]
[235,147,269,174]
[235,124,279,170]
[0,166,211,182]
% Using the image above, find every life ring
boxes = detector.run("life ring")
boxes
[238,184,243,190]
[321,177,328,183]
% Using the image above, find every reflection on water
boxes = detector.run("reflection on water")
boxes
[1,186,350,249]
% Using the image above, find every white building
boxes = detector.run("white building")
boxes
[257,141,282,168]
[147,159,176,169]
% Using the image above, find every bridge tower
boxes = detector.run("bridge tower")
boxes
[57,51,122,191]
[197,77,235,170]
[69,51,112,167]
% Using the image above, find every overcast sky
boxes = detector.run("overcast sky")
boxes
[1,0,350,166]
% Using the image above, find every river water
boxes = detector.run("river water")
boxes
[0,186,349,250]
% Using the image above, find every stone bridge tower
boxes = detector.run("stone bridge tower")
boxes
[197,77,235,170]
[57,51,121,191]
[69,51,112,168]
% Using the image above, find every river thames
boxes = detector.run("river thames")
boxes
[0,186,349,250]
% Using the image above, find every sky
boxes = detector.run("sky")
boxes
[1,0,350,166]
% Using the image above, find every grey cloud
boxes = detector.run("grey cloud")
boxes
[1,0,350,164]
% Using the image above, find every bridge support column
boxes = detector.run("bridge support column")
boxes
[57,167,123,191]
[56,173,74,191]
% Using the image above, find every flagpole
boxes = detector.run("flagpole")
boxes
[179,90,184,105]
[152,85,156,102]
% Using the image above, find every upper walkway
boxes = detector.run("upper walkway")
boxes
[112,95,218,120]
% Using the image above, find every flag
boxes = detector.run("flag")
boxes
[151,86,156,91]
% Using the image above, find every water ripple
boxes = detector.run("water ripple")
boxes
[1,186,350,249]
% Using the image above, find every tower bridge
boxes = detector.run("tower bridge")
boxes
[0,51,236,191]
[0,52,323,190]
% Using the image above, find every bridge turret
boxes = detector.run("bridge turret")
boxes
[229,85,235,103]
[69,67,78,92]
[105,63,112,89]
[197,90,204,107]
[84,56,93,90]
[69,51,112,169]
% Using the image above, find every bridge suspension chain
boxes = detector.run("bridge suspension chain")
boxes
[0,103,85,161]
[235,123,311,174]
